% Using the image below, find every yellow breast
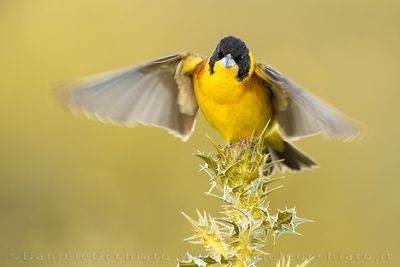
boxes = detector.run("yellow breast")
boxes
[193,59,273,142]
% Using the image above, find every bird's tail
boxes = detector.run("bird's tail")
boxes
[267,140,317,172]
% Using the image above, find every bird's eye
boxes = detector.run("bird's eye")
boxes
[234,55,243,62]
[217,51,224,59]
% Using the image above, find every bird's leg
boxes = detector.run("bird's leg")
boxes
[236,139,249,160]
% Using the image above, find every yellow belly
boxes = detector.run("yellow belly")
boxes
[193,64,272,142]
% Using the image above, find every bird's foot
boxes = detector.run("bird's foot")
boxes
[236,139,250,160]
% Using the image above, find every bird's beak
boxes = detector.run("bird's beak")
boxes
[220,54,236,69]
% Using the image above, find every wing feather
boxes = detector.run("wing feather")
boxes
[256,63,363,141]
[61,53,203,141]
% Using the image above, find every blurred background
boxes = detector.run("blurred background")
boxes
[0,0,399,266]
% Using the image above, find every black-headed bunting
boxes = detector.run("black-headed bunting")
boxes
[61,36,361,172]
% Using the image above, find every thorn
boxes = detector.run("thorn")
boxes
[262,185,284,198]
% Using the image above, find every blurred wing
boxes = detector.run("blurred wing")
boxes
[60,53,204,141]
[255,63,362,141]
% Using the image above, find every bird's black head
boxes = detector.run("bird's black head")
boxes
[209,36,251,80]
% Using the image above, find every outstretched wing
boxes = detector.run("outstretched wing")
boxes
[255,63,362,141]
[59,53,204,141]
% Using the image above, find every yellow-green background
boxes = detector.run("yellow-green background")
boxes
[0,0,398,266]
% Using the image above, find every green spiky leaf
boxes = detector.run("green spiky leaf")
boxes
[179,134,312,267]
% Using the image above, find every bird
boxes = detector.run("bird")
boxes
[60,36,360,172]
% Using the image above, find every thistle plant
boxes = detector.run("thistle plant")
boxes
[178,132,313,267]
